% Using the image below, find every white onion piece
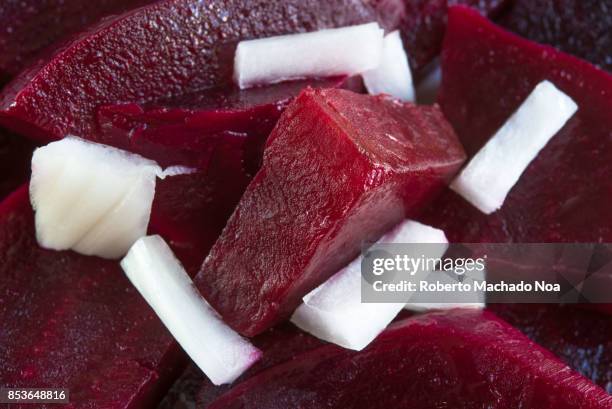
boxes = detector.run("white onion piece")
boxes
[30,137,184,259]
[121,235,262,385]
[450,81,578,214]
[362,30,414,101]
[234,23,384,89]
[291,220,448,351]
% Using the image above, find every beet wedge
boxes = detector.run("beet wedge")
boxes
[195,88,466,336]
[501,0,612,72]
[419,6,612,244]
[0,0,377,142]
[0,187,185,409]
[207,309,612,409]
[490,304,612,393]
[0,0,153,83]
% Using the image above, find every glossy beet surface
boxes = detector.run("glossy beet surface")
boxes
[501,0,612,72]
[0,0,376,142]
[195,88,466,336]
[420,6,612,243]
[0,187,185,409]
[159,323,325,409]
[0,130,36,201]
[490,304,612,393]
[0,0,153,83]
[208,309,612,408]
[372,0,510,75]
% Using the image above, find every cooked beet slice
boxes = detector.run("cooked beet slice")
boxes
[159,323,325,409]
[207,309,612,408]
[195,88,466,336]
[501,0,612,72]
[0,0,377,142]
[489,304,612,393]
[0,131,37,201]
[0,186,185,408]
[372,0,510,76]
[419,6,612,243]
[0,0,153,83]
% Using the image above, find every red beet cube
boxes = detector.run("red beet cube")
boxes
[195,88,466,336]
[208,309,612,408]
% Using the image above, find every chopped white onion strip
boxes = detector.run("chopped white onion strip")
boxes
[362,30,415,101]
[234,23,384,89]
[291,220,448,351]
[450,80,578,214]
[30,137,186,259]
[121,235,262,385]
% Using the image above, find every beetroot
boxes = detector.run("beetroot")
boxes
[501,0,612,72]
[490,304,612,393]
[0,186,185,409]
[96,78,356,273]
[0,131,37,200]
[0,0,153,83]
[0,0,377,142]
[372,0,510,76]
[207,309,612,409]
[419,6,612,244]
[195,88,466,336]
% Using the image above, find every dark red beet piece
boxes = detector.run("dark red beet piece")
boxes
[501,0,612,72]
[0,186,186,409]
[0,130,37,201]
[208,309,612,409]
[159,323,325,409]
[372,0,510,76]
[489,304,612,393]
[0,0,153,83]
[195,88,466,336]
[96,78,358,273]
[0,0,377,142]
[419,6,612,244]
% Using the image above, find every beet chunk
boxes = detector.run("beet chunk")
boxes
[501,0,612,72]
[0,186,185,409]
[489,304,612,393]
[208,309,612,409]
[95,78,357,273]
[0,0,377,142]
[0,0,153,83]
[419,6,612,244]
[195,88,466,336]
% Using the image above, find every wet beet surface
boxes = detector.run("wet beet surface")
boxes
[207,309,612,408]
[196,88,466,336]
